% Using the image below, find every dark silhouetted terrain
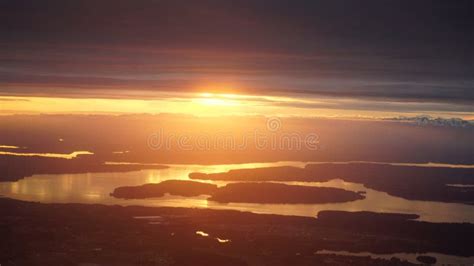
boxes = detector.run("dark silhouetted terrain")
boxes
[0,155,167,182]
[111,180,364,204]
[1,198,473,265]
[190,163,474,205]
[111,180,218,199]
[208,182,365,204]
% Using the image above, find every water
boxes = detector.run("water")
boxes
[1,161,474,224]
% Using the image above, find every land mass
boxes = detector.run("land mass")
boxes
[111,180,365,204]
[111,180,218,199]
[208,182,365,204]
[0,155,168,182]
[190,163,474,205]
[1,198,473,265]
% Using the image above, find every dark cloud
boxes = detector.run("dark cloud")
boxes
[0,0,472,107]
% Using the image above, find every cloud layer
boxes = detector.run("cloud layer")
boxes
[0,0,472,115]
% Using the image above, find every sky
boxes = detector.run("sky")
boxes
[0,0,473,118]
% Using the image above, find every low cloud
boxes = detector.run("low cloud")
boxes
[387,116,474,128]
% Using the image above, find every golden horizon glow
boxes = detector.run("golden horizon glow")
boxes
[194,93,241,106]
[0,93,472,120]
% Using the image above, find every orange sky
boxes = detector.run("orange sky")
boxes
[1,92,473,120]
[1,1,472,121]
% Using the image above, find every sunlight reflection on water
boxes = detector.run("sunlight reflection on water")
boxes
[1,161,474,223]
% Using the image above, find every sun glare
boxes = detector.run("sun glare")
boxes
[195,93,241,106]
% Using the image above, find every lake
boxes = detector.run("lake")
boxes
[1,161,474,223]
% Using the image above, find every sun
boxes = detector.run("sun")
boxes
[195,93,241,106]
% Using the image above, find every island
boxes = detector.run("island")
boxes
[110,180,218,199]
[208,182,365,204]
[190,163,474,205]
[110,180,365,204]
